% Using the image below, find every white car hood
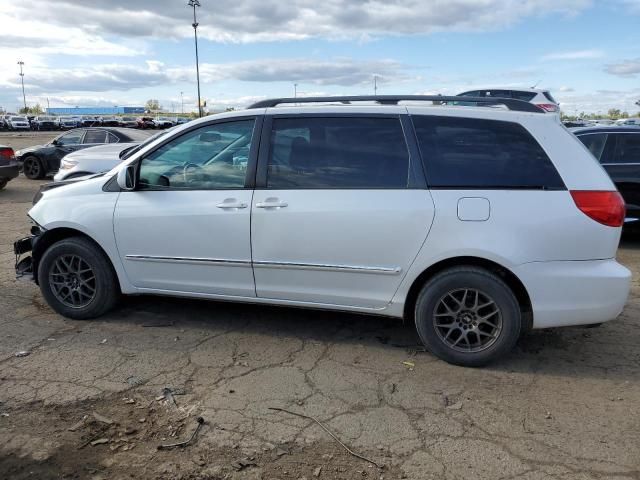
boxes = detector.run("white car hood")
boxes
[64,143,136,160]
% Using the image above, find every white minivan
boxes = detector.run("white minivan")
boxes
[14,95,631,366]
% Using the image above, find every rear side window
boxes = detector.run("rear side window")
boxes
[413,115,565,189]
[543,91,557,103]
[267,117,410,189]
[83,130,107,144]
[577,133,608,161]
[612,133,640,164]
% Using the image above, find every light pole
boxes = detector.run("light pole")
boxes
[374,75,378,96]
[294,83,298,98]
[188,0,203,117]
[17,61,26,112]
[180,91,184,114]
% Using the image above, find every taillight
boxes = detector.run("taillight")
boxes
[570,191,625,227]
[537,103,559,113]
[0,147,14,164]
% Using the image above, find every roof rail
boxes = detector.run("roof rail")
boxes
[247,95,544,113]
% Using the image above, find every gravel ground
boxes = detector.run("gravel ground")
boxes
[0,133,639,480]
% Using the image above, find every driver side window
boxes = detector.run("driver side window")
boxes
[138,119,255,190]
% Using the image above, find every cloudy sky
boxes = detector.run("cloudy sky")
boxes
[0,0,639,114]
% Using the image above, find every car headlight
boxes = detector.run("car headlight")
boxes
[60,159,78,170]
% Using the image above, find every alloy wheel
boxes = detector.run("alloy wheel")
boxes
[433,288,503,353]
[48,254,96,308]
[23,157,41,179]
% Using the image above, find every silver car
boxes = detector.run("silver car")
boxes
[53,129,171,181]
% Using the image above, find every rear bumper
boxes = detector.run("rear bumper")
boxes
[0,162,20,180]
[514,259,631,329]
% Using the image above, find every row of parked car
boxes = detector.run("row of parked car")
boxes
[0,114,190,131]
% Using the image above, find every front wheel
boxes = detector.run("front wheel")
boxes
[38,237,120,319]
[22,155,44,179]
[0,178,7,190]
[414,267,522,367]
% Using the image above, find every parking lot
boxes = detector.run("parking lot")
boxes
[0,133,639,480]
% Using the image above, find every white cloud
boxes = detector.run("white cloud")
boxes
[8,0,593,43]
[0,58,409,94]
[541,49,604,61]
[605,58,640,77]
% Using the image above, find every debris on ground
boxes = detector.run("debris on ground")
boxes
[68,415,88,431]
[90,438,110,446]
[14,351,30,357]
[126,376,144,386]
[402,361,415,370]
[100,339,107,344]
[313,466,322,477]
[269,407,383,469]
[231,457,257,471]
[158,416,205,450]
[92,412,115,425]
[446,401,463,410]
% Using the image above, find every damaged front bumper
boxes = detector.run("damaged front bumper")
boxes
[14,225,45,282]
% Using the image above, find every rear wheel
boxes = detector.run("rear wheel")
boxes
[0,178,7,190]
[414,266,522,367]
[23,155,44,179]
[38,237,119,319]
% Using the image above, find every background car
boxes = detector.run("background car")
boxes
[573,126,640,220]
[615,118,640,127]
[457,88,560,114]
[53,129,171,182]
[57,116,81,129]
[154,117,176,129]
[79,116,100,127]
[16,127,153,179]
[32,116,58,131]
[136,117,156,129]
[119,116,138,128]
[100,116,120,127]
[0,145,19,190]
[6,116,31,130]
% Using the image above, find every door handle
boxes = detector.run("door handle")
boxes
[216,201,248,209]
[255,201,288,209]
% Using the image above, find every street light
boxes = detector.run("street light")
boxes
[294,83,298,98]
[188,0,202,117]
[180,91,184,114]
[17,61,26,112]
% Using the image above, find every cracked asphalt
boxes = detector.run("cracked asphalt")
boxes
[0,133,639,479]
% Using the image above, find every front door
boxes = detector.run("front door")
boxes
[251,115,434,309]
[114,117,259,297]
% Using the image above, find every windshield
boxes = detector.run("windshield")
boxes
[121,117,134,121]
[11,116,27,121]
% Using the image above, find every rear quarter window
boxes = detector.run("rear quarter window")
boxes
[412,115,565,190]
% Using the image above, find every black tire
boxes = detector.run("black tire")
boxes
[23,155,44,179]
[38,237,120,319]
[0,178,7,190]
[414,266,521,367]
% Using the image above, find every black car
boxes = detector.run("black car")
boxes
[32,116,58,131]
[573,126,640,219]
[16,127,152,179]
[0,145,19,189]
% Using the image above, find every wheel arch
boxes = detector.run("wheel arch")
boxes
[32,227,119,292]
[403,256,533,331]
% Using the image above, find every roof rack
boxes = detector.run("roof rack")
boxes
[247,95,544,113]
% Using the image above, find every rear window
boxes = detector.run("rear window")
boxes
[510,91,537,102]
[267,117,410,189]
[412,115,565,189]
[543,91,557,103]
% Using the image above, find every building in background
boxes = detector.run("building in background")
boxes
[46,106,145,115]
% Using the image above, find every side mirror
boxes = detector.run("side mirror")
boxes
[51,139,60,146]
[117,164,136,191]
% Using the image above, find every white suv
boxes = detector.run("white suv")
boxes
[13,95,630,366]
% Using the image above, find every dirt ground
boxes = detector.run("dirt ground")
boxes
[0,133,639,480]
